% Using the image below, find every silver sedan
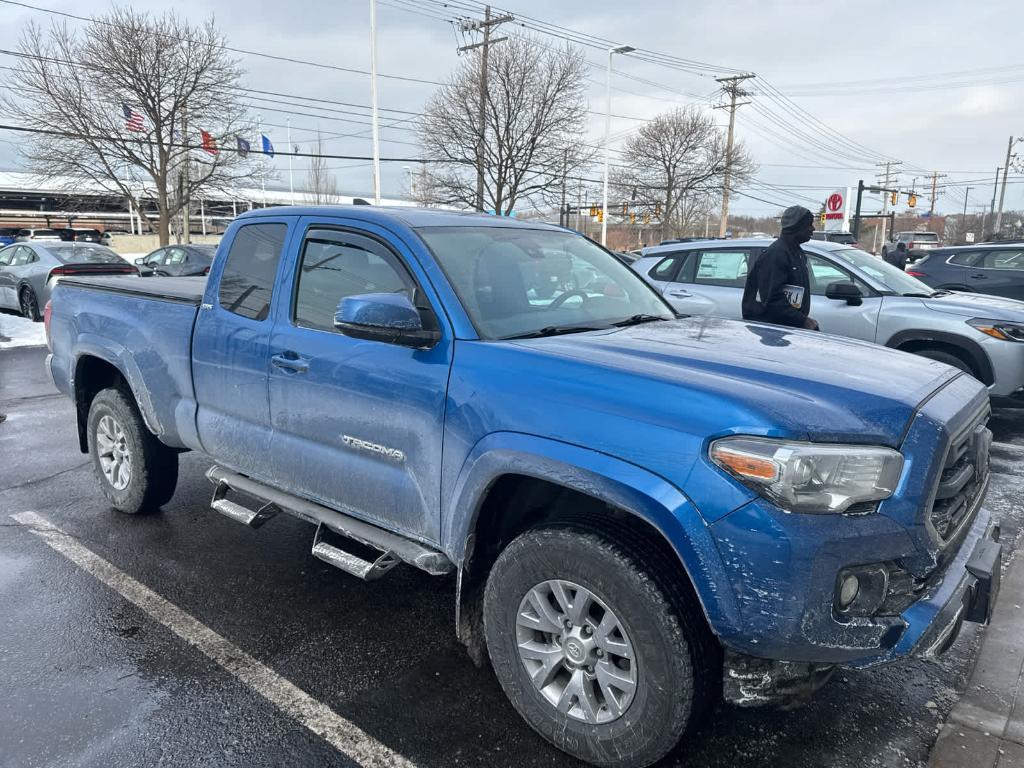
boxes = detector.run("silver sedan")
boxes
[0,241,137,321]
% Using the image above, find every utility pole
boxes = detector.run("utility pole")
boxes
[369,0,382,205]
[458,6,513,212]
[287,118,294,198]
[995,136,1023,237]
[873,160,901,252]
[602,44,635,245]
[560,148,568,228]
[181,106,190,243]
[929,171,947,216]
[963,187,972,218]
[989,167,1002,238]
[714,74,754,238]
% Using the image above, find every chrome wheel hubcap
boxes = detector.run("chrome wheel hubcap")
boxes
[516,579,637,724]
[96,414,131,490]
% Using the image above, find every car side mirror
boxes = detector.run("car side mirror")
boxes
[334,293,440,349]
[134,257,146,265]
[825,281,863,306]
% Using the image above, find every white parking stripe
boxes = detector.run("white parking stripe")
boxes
[11,511,416,768]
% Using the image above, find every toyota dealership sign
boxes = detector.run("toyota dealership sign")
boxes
[823,188,852,233]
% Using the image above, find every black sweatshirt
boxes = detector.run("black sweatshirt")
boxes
[741,235,811,328]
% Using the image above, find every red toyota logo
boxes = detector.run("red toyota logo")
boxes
[827,193,843,212]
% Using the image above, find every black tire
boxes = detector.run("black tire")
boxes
[19,285,41,322]
[914,348,973,375]
[484,527,713,768]
[86,387,179,514]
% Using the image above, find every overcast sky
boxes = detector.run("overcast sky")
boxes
[1,0,1022,220]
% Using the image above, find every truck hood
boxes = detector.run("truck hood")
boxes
[923,290,1024,319]
[510,317,959,446]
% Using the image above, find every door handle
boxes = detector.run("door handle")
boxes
[271,352,309,374]
[970,273,988,279]
[668,289,692,298]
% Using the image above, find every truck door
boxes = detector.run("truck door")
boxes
[266,220,452,544]
[192,219,292,477]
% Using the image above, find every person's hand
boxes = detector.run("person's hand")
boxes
[803,317,820,331]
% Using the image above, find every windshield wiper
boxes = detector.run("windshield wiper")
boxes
[502,325,606,340]
[611,314,672,327]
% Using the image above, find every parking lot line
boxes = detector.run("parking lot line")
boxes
[10,511,417,768]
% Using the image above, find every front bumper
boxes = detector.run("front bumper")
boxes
[980,334,1024,399]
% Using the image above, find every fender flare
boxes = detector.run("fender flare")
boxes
[72,335,164,438]
[884,329,994,385]
[443,431,743,638]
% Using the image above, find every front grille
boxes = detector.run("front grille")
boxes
[928,407,991,542]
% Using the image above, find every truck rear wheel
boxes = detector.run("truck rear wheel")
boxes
[483,526,711,767]
[87,387,178,514]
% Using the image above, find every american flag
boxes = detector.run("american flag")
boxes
[122,104,144,132]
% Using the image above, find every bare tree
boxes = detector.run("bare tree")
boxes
[612,106,756,240]
[3,8,265,245]
[305,132,339,205]
[417,36,591,215]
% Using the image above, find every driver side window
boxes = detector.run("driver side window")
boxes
[806,254,871,296]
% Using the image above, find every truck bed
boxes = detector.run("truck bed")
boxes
[56,275,207,304]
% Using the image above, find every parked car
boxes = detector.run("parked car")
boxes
[905,245,1024,302]
[0,241,137,320]
[811,231,858,246]
[633,238,1024,405]
[14,228,62,242]
[72,228,104,243]
[0,227,18,247]
[47,205,999,767]
[135,244,217,277]
[882,231,940,260]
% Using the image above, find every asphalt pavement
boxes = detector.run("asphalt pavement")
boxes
[2,344,1024,768]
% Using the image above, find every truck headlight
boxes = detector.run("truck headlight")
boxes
[968,318,1024,342]
[709,437,904,514]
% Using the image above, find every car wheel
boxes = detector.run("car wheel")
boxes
[87,387,179,515]
[18,286,42,322]
[914,348,973,376]
[484,526,713,768]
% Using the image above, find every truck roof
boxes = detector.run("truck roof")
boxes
[234,204,564,231]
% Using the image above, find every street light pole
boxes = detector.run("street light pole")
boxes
[602,45,634,247]
[369,0,382,205]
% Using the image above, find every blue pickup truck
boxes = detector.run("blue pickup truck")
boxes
[46,206,1000,767]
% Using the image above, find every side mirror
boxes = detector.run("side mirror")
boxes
[825,281,863,306]
[334,293,440,348]
[135,257,147,265]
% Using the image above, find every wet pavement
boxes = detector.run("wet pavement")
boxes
[2,344,1023,768]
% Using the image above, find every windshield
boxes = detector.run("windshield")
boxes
[50,244,125,264]
[826,247,937,295]
[416,226,675,339]
[909,233,939,242]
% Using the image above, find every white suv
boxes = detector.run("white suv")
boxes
[883,231,940,260]
[633,238,1024,405]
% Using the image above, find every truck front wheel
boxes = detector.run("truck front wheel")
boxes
[483,526,711,767]
[86,387,179,514]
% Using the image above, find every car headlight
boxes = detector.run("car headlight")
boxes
[709,437,904,514]
[968,318,1024,342]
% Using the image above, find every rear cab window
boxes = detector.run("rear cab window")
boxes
[218,223,288,321]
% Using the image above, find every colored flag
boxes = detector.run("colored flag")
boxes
[261,134,274,157]
[236,136,250,157]
[200,130,218,155]
[122,104,144,132]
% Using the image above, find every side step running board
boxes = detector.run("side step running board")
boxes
[205,465,453,578]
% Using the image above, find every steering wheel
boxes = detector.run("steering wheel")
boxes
[548,289,590,309]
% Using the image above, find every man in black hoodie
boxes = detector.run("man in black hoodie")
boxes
[741,205,819,330]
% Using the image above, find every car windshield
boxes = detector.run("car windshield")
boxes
[32,229,60,237]
[416,226,675,340]
[826,247,937,295]
[910,233,939,242]
[50,244,125,264]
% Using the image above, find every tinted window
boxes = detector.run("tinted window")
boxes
[50,245,124,264]
[948,251,981,266]
[11,247,34,266]
[294,231,414,333]
[979,250,1024,270]
[693,249,750,288]
[145,249,166,266]
[0,246,14,265]
[218,223,287,321]
[649,254,682,282]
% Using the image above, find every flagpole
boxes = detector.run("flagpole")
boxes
[369,0,382,205]
[287,118,294,199]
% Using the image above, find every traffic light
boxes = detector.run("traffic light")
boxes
[643,213,650,225]
[630,212,636,225]
[908,194,917,208]
[597,209,604,223]
[622,202,629,216]
[890,191,898,205]
[820,212,826,225]
[589,205,597,218]
[654,202,661,217]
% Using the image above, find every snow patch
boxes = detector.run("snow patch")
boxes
[0,311,47,349]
